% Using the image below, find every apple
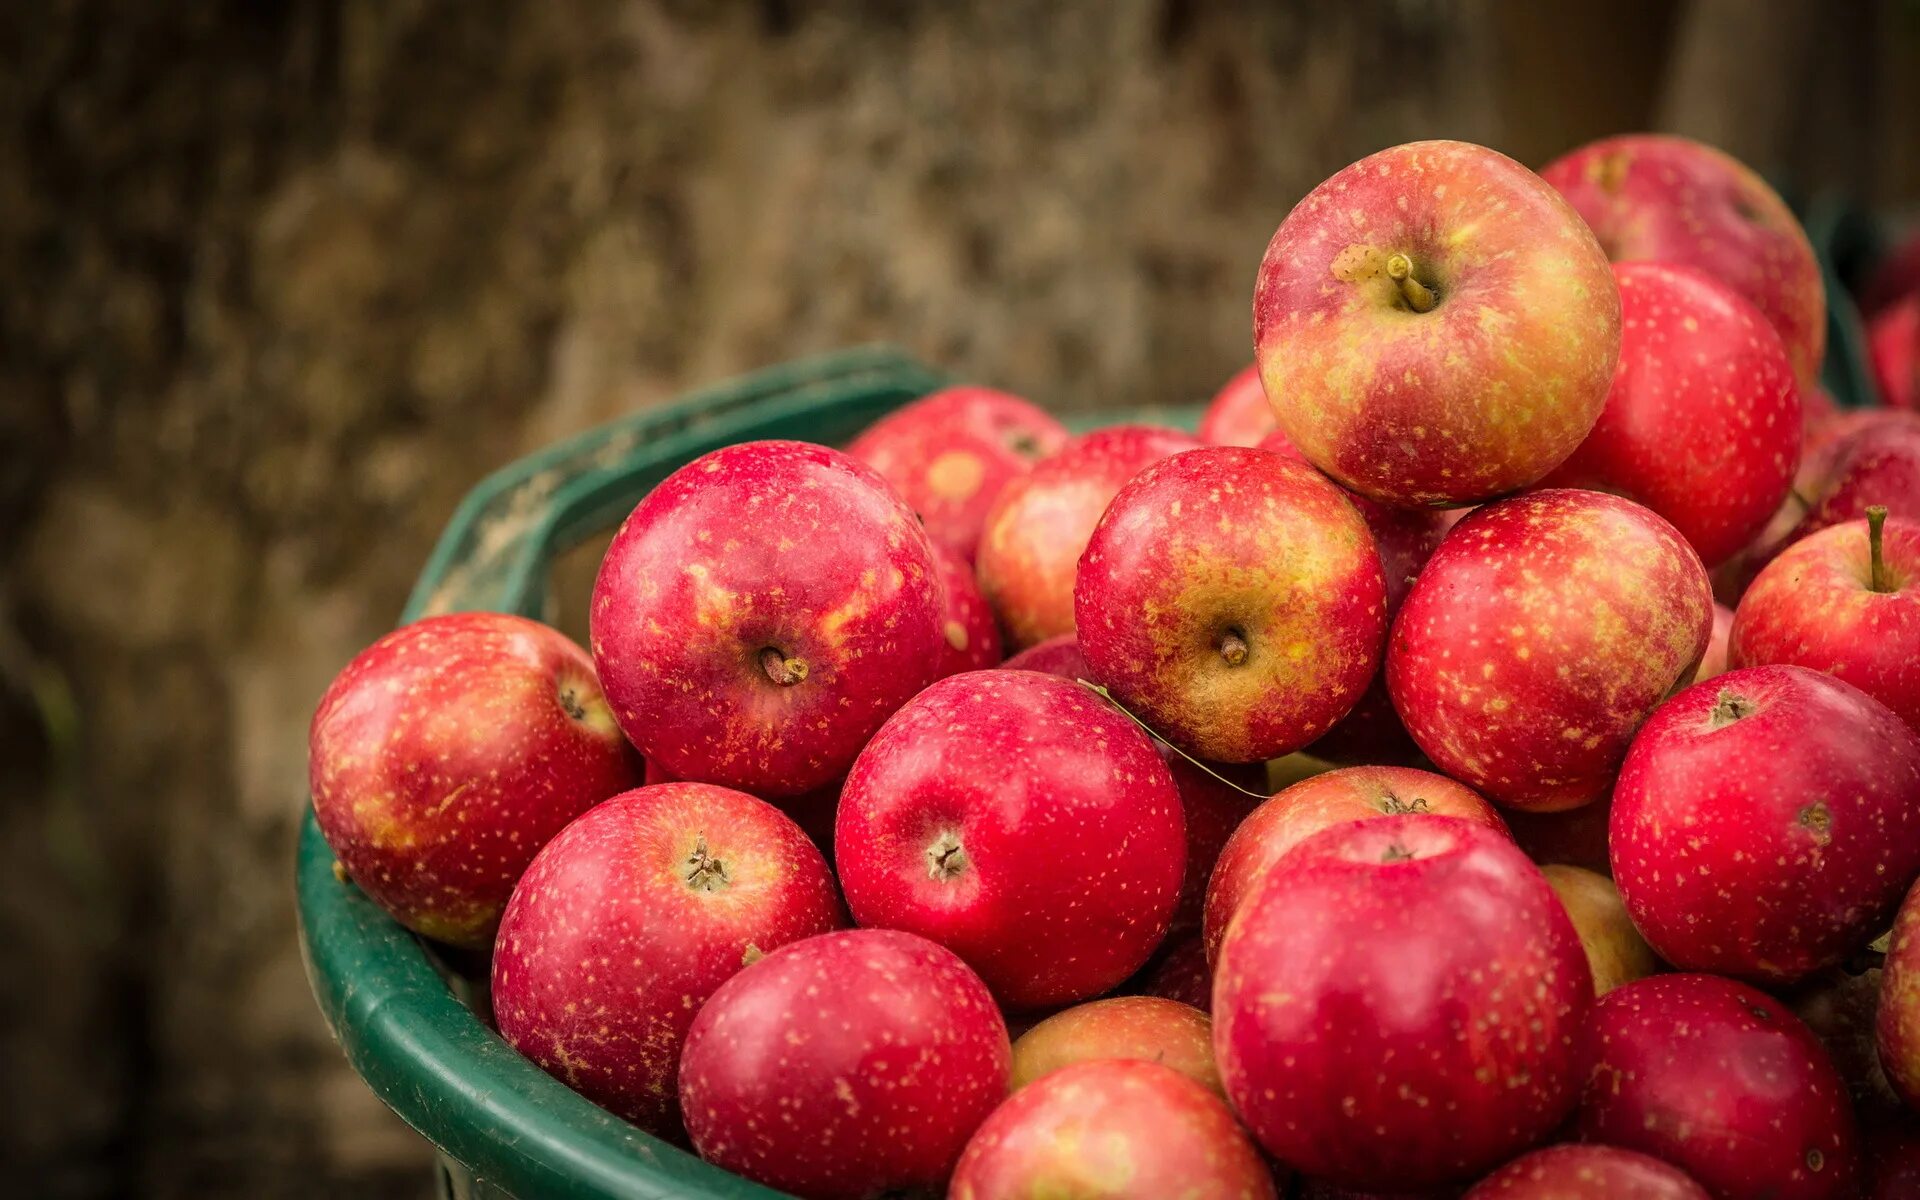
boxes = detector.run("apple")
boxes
[1076,446,1387,762]
[1864,1115,1920,1200]
[999,632,1091,677]
[641,756,840,865]
[491,782,844,1133]
[1787,965,1900,1120]
[1870,294,1917,410]
[1731,512,1920,731]
[678,928,1009,1198]
[976,425,1202,648]
[1010,995,1219,1096]
[1387,490,1713,811]
[1541,133,1826,387]
[1202,765,1505,964]
[1542,263,1799,566]
[1693,602,1734,683]
[1131,934,1211,1012]
[835,670,1185,1009]
[309,612,638,948]
[1463,1145,1708,1199]
[932,540,1003,677]
[591,439,945,797]
[1787,414,1920,545]
[1879,879,1920,1112]
[1610,665,1920,985]
[1574,973,1858,1199]
[846,385,1069,560]
[1540,864,1657,996]
[1197,363,1278,447]
[1254,139,1620,507]
[949,1059,1278,1200]
[1215,815,1592,1189]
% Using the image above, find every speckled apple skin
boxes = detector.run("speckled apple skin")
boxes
[932,540,1003,677]
[1387,489,1713,811]
[1610,666,1920,985]
[950,1059,1278,1200]
[845,385,1068,562]
[1791,418,1920,545]
[1878,882,1920,1112]
[1215,815,1592,1190]
[1462,1144,1709,1199]
[1542,133,1827,388]
[1871,295,1918,410]
[834,670,1185,1010]
[999,633,1091,678]
[1010,995,1219,1096]
[676,928,1009,1199]
[1731,517,1920,731]
[1540,865,1656,997]
[1574,974,1858,1199]
[1254,140,1620,507]
[1198,364,1277,447]
[1543,263,1800,567]
[1201,765,1505,965]
[1076,447,1387,762]
[976,425,1202,649]
[1134,934,1212,1012]
[590,439,945,798]
[490,782,845,1134]
[308,612,638,948]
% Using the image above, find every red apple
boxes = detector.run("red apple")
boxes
[846,385,1069,560]
[1388,490,1713,811]
[309,612,638,948]
[1540,864,1657,997]
[1198,363,1278,447]
[999,632,1091,677]
[950,1059,1278,1200]
[1464,1145,1707,1198]
[1010,995,1219,1096]
[1610,665,1920,984]
[1076,446,1387,762]
[976,425,1202,648]
[591,439,944,797]
[491,782,845,1132]
[1788,413,1920,544]
[1543,263,1799,566]
[932,540,1003,677]
[1132,934,1212,1012]
[1879,879,1920,1112]
[1202,765,1505,964]
[1215,815,1592,1189]
[1731,512,1920,731]
[678,928,1009,1198]
[1693,602,1734,683]
[1864,1114,1920,1200]
[1574,973,1858,1199]
[1255,140,1620,507]
[835,670,1185,1009]
[1542,133,1826,388]
[1870,294,1918,410]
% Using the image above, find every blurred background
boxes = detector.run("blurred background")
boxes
[1,1,1917,1195]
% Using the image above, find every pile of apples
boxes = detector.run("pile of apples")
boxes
[309,135,1920,1199]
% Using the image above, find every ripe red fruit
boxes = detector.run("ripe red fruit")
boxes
[1788,414,1920,545]
[1202,766,1505,964]
[1542,133,1826,387]
[591,440,945,797]
[1255,140,1620,506]
[1076,446,1387,762]
[1869,293,1918,410]
[846,385,1069,561]
[1215,815,1592,1189]
[491,783,844,1133]
[1131,934,1212,1011]
[1388,490,1713,811]
[1463,1144,1709,1198]
[1732,514,1920,731]
[976,425,1201,648]
[309,612,638,948]
[1789,964,1902,1121]
[999,632,1091,678]
[1540,864,1657,997]
[1010,995,1219,1096]
[950,1059,1278,1200]
[1611,665,1920,984]
[932,540,1003,677]
[1544,263,1799,566]
[1574,973,1859,1199]
[677,928,1009,1199]
[1878,880,1920,1112]
[1197,363,1277,447]
[835,671,1185,1009]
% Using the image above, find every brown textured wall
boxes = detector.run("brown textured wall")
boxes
[0,1,1912,1195]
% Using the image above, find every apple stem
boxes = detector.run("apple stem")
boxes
[1385,253,1437,313]
[1074,679,1269,800]
[1868,505,1891,593]
[1218,630,1249,666]
[760,648,809,686]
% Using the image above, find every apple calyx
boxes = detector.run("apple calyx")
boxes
[1380,842,1416,863]
[556,682,589,721]
[1385,253,1438,313]
[1868,505,1892,593]
[759,647,809,686]
[1218,629,1250,667]
[684,836,732,894]
[1377,790,1431,815]
[1708,690,1757,729]
[926,831,969,881]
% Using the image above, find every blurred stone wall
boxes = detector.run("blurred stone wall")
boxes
[0,1,1912,1195]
